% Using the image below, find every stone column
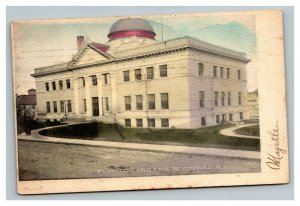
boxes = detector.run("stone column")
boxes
[73,78,80,116]
[84,76,92,118]
[97,74,103,116]
[110,71,118,122]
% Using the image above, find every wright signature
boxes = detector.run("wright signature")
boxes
[266,121,286,170]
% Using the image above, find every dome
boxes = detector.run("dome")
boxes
[108,18,156,40]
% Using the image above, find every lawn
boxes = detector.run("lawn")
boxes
[17,118,64,134]
[39,122,260,151]
[234,124,260,137]
[238,119,259,124]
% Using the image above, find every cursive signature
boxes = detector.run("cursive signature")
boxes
[266,121,286,170]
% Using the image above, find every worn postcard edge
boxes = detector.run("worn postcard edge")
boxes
[10,10,289,195]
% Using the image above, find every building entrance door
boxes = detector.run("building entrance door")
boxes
[92,97,99,116]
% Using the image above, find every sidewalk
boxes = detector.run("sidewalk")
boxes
[219,123,260,139]
[18,132,260,160]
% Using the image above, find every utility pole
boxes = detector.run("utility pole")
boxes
[161,17,164,42]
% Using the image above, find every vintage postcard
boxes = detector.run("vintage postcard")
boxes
[11,10,289,194]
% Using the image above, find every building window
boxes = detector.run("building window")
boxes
[228,92,231,106]
[199,91,205,108]
[67,100,72,112]
[124,96,131,110]
[83,99,87,112]
[161,118,169,128]
[123,70,130,82]
[135,69,142,80]
[45,82,49,91]
[222,114,227,121]
[103,74,109,84]
[91,75,97,86]
[159,64,168,77]
[147,67,154,79]
[46,102,50,113]
[220,67,224,78]
[213,66,218,77]
[148,118,156,128]
[238,92,242,105]
[66,79,71,89]
[136,119,143,127]
[136,95,143,110]
[238,70,241,80]
[59,80,63,90]
[92,97,99,116]
[214,92,219,107]
[221,92,225,106]
[125,119,131,127]
[161,93,169,109]
[240,112,243,120]
[60,101,65,113]
[105,97,109,111]
[201,117,206,126]
[216,115,220,124]
[227,68,230,79]
[198,63,204,75]
[148,94,155,110]
[53,101,57,113]
[52,81,56,90]
[229,113,233,121]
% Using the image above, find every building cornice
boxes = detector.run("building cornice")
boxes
[32,44,250,78]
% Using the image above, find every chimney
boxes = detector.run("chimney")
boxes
[28,89,36,95]
[77,36,85,50]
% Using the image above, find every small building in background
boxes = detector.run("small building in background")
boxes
[16,89,37,119]
[247,89,259,119]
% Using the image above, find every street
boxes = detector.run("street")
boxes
[18,140,261,181]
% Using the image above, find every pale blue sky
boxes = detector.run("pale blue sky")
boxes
[14,14,257,94]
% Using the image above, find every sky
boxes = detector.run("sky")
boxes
[13,13,257,95]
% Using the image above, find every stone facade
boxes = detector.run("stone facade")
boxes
[247,89,259,119]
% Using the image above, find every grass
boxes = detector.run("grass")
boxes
[234,125,260,136]
[39,122,260,151]
[17,118,64,134]
[238,119,259,124]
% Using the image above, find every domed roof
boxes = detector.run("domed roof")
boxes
[108,18,156,40]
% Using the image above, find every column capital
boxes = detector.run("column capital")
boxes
[108,71,117,79]
[73,77,80,84]
[83,75,93,81]
[72,77,78,81]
